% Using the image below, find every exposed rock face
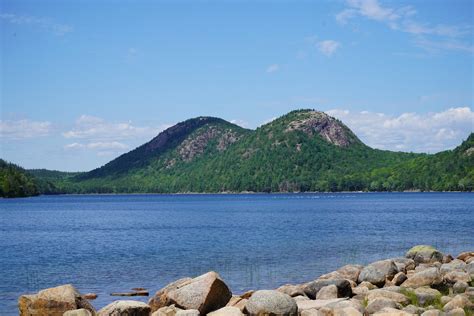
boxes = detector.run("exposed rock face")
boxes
[18,284,95,316]
[150,272,231,314]
[358,260,398,287]
[97,300,150,316]
[285,111,359,147]
[246,290,298,316]
[406,245,444,264]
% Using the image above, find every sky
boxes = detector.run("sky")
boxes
[0,0,473,171]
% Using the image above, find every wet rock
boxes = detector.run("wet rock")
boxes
[207,306,243,316]
[18,284,95,316]
[358,260,398,287]
[316,285,339,300]
[453,281,468,294]
[304,279,352,299]
[150,272,231,314]
[97,300,150,316]
[246,290,297,316]
[366,298,399,314]
[63,309,92,316]
[443,295,471,312]
[414,287,442,306]
[406,245,444,264]
[401,267,442,288]
[367,289,410,305]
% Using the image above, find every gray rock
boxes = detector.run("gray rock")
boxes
[301,309,323,316]
[392,258,416,272]
[63,309,92,316]
[246,290,297,316]
[467,262,474,277]
[176,310,200,316]
[444,271,472,284]
[366,298,399,314]
[446,308,466,316]
[453,281,468,294]
[336,265,364,283]
[277,284,306,297]
[403,304,425,314]
[97,300,151,316]
[443,295,471,312]
[332,307,362,316]
[152,304,183,316]
[421,310,444,316]
[392,272,408,286]
[373,307,413,315]
[304,279,352,299]
[401,267,442,288]
[414,287,442,306]
[441,296,452,306]
[149,278,193,312]
[316,285,339,300]
[406,245,444,264]
[440,260,466,275]
[358,260,398,287]
[296,299,348,312]
[367,289,409,305]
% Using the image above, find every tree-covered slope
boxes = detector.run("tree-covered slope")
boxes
[0,159,41,197]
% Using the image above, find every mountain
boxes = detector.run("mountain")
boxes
[39,109,471,194]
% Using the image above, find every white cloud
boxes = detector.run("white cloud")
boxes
[0,13,73,36]
[266,64,280,73]
[63,115,162,140]
[0,119,52,139]
[325,107,474,153]
[336,0,473,54]
[64,141,128,150]
[230,119,249,128]
[317,40,341,56]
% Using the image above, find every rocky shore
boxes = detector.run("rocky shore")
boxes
[18,246,474,316]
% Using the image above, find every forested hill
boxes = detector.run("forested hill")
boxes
[3,110,473,196]
[39,109,472,194]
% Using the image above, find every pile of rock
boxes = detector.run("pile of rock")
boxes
[18,246,474,316]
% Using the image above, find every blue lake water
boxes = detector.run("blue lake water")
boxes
[0,192,473,314]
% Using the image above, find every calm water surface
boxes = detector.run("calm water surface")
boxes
[0,193,473,314]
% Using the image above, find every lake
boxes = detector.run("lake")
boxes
[0,192,473,314]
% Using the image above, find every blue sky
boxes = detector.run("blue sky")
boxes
[1,0,473,171]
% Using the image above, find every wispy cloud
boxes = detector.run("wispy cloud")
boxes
[326,107,474,153]
[0,119,52,139]
[64,141,129,150]
[335,0,473,54]
[317,40,341,56]
[63,115,162,140]
[0,13,73,36]
[266,64,280,73]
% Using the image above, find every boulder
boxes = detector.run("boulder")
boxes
[443,295,472,312]
[332,307,362,316]
[421,310,443,316]
[444,271,471,284]
[373,307,413,315]
[150,272,232,314]
[359,281,377,290]
[277,284,306,297]
[453,281,468,294]
[358,260,398,287]
[176,310,200,316]
[97,300,151,316]
[316,285,338,300]
[63,309,92,316]
[446,308,466,316]
[366,298,399,314]
[440,260,466,275]
[401,268,442,288]
[225,296,247,312]
[301,309,323,316]
[406,246,444,264]
[245,290,297,316]
[324,299,364,313]
[152,304,183,316]
[392,258,416,272]
[149,278,192,311]
[443,255,454,264]
[336,265,364,283]
[207,306,244,316]
[352,285,369,296]
[392,273,408,286]
[457,252,474,262]
[467,262,474,277]
[367,289,410,305]
[18,284,95,316]
[413,287,441,306]
[304,279,352,299]
[296,298,348,312]
[402,304,425,314]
